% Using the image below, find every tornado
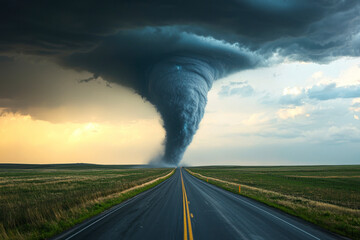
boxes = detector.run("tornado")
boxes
[62,28,260,165]
[147,57,216,165]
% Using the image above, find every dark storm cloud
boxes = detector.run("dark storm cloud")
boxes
[1,0,359,58]
[1,0,360,164]
[61,28,261,95]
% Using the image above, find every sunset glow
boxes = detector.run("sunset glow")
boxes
[0,112,164,164]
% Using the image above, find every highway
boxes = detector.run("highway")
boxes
[53,168,342,240]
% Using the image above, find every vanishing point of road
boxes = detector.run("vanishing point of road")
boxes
[53,168,342,240]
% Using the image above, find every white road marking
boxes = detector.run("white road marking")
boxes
[63,176,173,240]
[186,172,321,240]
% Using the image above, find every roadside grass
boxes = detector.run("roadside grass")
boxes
[0,164,174,240]
[187,165,360,240]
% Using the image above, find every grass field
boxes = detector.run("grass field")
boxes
[187,165,360,239]
[0,164,173,240]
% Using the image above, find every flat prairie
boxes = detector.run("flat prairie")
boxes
[0,164,173,240]
[188,165,360,240]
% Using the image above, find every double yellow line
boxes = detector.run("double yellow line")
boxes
[181,168,194,240]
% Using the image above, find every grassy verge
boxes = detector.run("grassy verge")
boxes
[186,166,360,240]
[0,165,174,240]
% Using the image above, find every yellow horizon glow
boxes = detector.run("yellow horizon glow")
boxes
[0,111,164,164]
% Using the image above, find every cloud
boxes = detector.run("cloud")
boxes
[305,125,360,143]
[0,57,157,123]
[0,1,359,61]
[279,94,305,106]
[257,128,303,139]
[277,63,360,107]
[279,83,360,106]
[277,106,306,119]
[279,87,306,105]
[218,82,254,97]
[307,83,360,100]
[349,98,360,120]
[60,28,262,94]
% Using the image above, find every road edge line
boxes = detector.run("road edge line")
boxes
[52,169,175,240]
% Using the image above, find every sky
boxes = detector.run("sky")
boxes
[0,0,360,166]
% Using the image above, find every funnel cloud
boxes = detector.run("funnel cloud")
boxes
[149,57,215,164]
[61,29,260,165]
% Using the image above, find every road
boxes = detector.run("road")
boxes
[53,168,342,240]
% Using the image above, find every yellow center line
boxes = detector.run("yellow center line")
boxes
[184,184,194,240]
[181,168,194,240]
[182,173,188,240]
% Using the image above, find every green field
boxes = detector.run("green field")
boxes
[188,165,360,239]
[0,164,173,240]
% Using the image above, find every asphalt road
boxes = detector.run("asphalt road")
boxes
[53,168,342,240]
